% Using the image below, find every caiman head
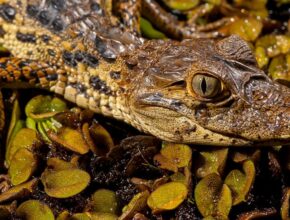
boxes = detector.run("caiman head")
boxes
[128,35,290,146]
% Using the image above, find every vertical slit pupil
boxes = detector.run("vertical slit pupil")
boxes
[201,77,207,94]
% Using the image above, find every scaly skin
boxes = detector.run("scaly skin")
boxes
[0,0,289,146]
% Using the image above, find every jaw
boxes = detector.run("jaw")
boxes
[131,106,252,146]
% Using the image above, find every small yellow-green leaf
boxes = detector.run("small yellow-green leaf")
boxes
[0,179,38,203]
[170,172,186,183]
[225,160,255,205]
[140,18,166,39]
[268,55,290,86]
[56,211,70,220]
[195,148,228,178]
[195,173,232,218]
[5,128,41,167]
[256,35,290,57]
[255,46,269,68]
[92,189,118,214]
[162,0,199,10]
[70,213,91,220]
[47,158,77,171]
[41,168,90,198]
[26,117,37,130]
[154,153,178,172]
[25,95,67,120]
[281,188,290,220]
[221,18,262,41]
[48,127,90,154]
[147,182,188,213]
[161,142,192,168]
[16,200,54,220]
[6,99,21,147]
[88,212,118,220]
[120,191,150,220]
[9,148,37,185]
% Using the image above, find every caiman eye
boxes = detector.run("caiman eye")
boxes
[191,74,221,98]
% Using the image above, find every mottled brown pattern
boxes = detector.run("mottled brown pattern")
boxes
[0,0,289,146]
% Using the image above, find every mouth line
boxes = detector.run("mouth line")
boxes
[136,94,290,146]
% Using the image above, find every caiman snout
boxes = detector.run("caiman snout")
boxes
[245,79,290,143]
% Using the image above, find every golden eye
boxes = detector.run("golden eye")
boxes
[191,74,221,98]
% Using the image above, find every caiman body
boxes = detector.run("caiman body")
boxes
[0,0,289,146]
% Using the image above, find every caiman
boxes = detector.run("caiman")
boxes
[0,0,289,147]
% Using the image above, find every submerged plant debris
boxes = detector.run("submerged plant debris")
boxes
[0,0,289,220]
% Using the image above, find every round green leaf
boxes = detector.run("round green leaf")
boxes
[41,168,90,198]
[9,148,37,185]
[225,160,255,205]
[5,128,40,166]
[147,182,188,213]
[195,173,232,218]
[25,95,67,120]
[48,127,90,154]
[16,200,54,220]
[92,189,118,214]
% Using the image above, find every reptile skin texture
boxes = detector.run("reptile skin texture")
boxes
[0,0,289,146]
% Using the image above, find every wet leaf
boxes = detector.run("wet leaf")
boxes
[140,18,166,39]
[47,157,77,171]
[147,182,188,213]
[154,142,192,172]
[162,0,200,10]
[25,95,67,120]
[195,173,232,218]
[41,168,90,198]
[281,188,290,220]
[256,35,290,57]
[9,148,37,185]
[255,46,269,68]
[48,127,90,154]
[56,211,70,220]
[220,18,262,41]
[195,148,228,178]
[269,54,290,86]
[0,179,38,203]
[5,128,41,167]
[234,0,267,10]
[92,189,118,214]
[170,172,186,183]
[16,200,54,220]
[89,121,114,155]
[154,154,178,172]
[233,0,268,17]
[120,190,150,220]
[70,213,91,220]
[6,99,21,147]
[82,123,98,154]
[225,160,255,205]
[237,207,277,220]
[88,212,118,220]
[26,117,37,130]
